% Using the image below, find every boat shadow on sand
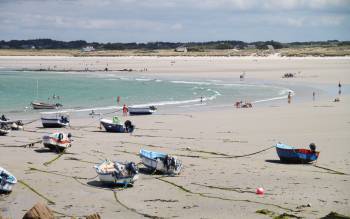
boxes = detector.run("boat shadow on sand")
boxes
[34,148,75,155]
[87,180,134,189]
[138,167,179,176]
[265,159,314,165]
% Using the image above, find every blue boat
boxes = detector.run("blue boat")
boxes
[0,167,17,193]
[140,149,182,175]
[276,143,319,164]
[100,116,134,133]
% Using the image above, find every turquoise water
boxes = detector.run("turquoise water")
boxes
[0,70,291,115]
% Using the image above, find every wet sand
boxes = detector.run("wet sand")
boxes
[0,56,349,218]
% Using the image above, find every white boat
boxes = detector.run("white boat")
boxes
[41,113,69,128]
[0,167,17,193]
[31,101,62,110]
[0,129,10,136]
[1,115,23,131]
[94,160,138,185]
[140,149,183,175]
[42,132,72,152]
[0,122,10,136]
[128,106,156,115]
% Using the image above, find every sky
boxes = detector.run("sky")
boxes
[0,0,349,43]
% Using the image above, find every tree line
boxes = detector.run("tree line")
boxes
[0,39,348,50]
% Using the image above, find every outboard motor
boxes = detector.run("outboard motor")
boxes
[124,120,135,133]
[58,133,64,141]
[126,162,138,174]
[150,106,157,111]
[309,143,316,152]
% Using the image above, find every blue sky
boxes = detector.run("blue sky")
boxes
[0,0,349,43]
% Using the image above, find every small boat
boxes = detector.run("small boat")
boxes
[276,143,319,164]
[94,160,139,186]
[42,132,72,152]
[0,122,10,136]
[1,115,24,131]
[41,113,69,128]
[31,101,62,110]
[0,129,10,136]
[100,116,134,133]
[128,106,156,115]
[0,167,17,193]
[140,149,183,175]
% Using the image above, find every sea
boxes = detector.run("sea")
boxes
[0,70,297,118]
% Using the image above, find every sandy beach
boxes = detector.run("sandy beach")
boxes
[0,56,350,219]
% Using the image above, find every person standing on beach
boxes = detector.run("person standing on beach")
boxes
[200,96,203,103]
[288,92,291,104]
[338,81,342,95]
[117,96,121,104]
[122,104,128,116]
[313,91,315,101]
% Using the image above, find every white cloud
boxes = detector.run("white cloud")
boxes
[170,23,183,31]
[287,17,305,27]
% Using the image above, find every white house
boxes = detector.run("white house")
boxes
[81,46,95,52]
[175,46,187,52]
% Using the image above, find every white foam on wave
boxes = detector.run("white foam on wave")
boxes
[43,88,222,114]
[170,80,212,85]
[253,89,295,103]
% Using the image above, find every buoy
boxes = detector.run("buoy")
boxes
[256,187,265,195]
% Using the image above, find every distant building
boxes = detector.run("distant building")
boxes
[175,46,187,52]
[81,46,95,52]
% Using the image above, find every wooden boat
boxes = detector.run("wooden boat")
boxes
[140,149,182,175]
[42,132,72,152]
[100,116,134,133]
[94,160,138,185]
[128,106,156,115]
[41,113,69,128]
[31,101,62,110]
[276,143,319,164]
[0,167,17,193]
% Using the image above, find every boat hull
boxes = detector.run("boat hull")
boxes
[97,173,139,185]
[41,118,69,128]
[100,119,135,133]
[31,102,58,110]
[0,167,17,193]
[128,107,155,115]
[0,129,10,136]
[42,133,71,152]
[276,144,319,164]
[140,149,182,175]
[95,160,139,186]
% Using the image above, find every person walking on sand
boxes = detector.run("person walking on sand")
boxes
[122,104,128,116]
[288,92,291,104]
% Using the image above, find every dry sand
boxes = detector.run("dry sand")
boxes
[0,56,349,218]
